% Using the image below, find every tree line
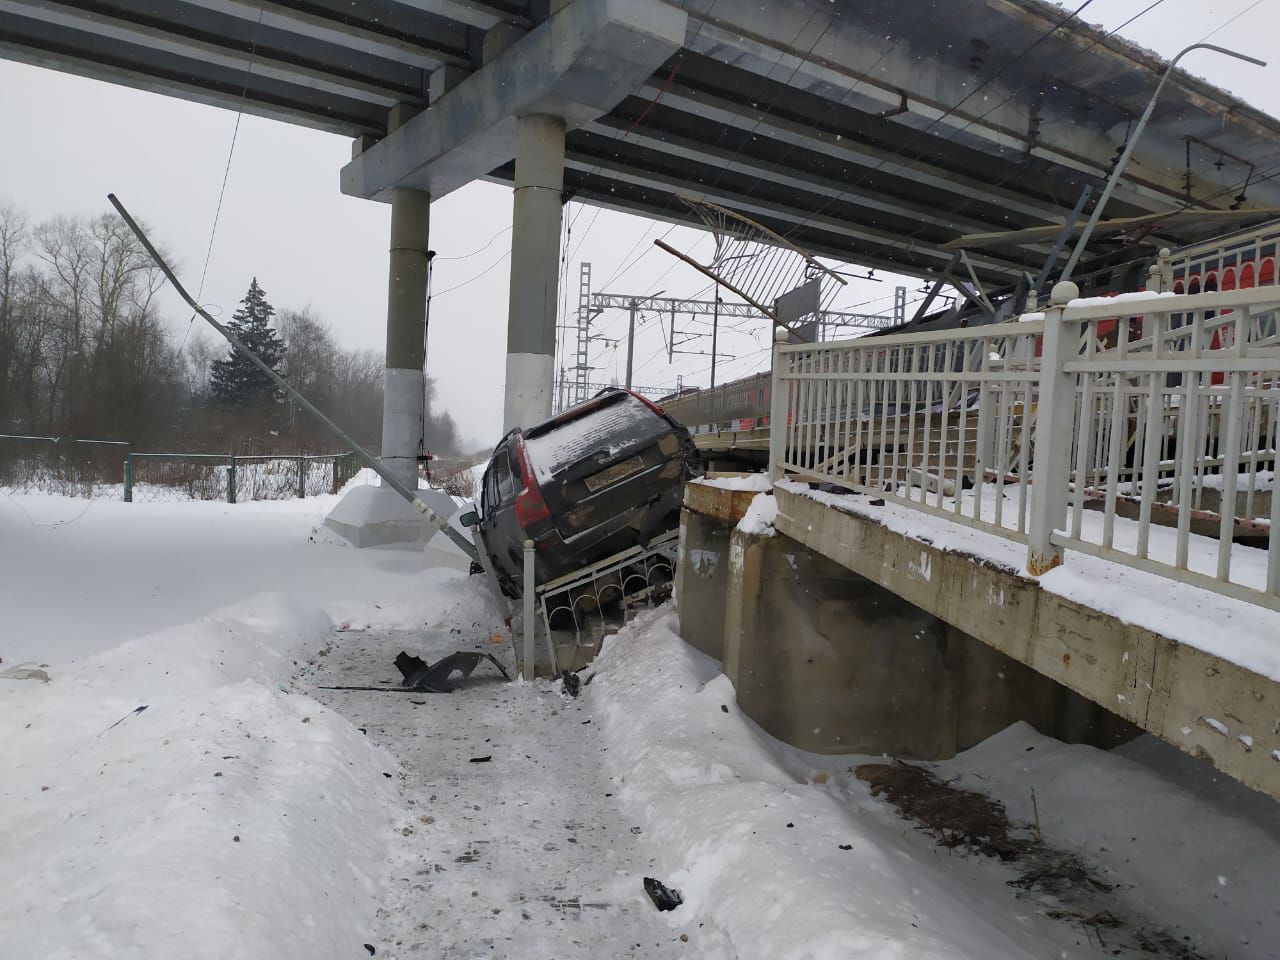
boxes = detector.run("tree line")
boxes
[0,202,461,456]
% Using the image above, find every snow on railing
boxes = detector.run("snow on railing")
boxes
[769,282,1280,612]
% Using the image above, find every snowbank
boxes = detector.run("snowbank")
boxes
[587,610,1095,959]
[587,609,1280,960]
[0,593,398,959]
[937,723,1280,958]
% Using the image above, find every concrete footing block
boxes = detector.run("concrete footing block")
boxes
[324,483,458,548]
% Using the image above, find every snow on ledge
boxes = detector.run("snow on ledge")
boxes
[1067,290,1179,308]
[776,480,1280,683]
[737,491,779,536]
[695,473,772,493]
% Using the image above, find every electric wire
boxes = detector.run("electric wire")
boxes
[178,1,267,355]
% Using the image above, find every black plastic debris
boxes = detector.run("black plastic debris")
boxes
[643,877,683,912]
[469,756,492,763]
[319,651,510,695]
[868,498,886,507]
[104,705,148,732]
[838,844,853,851]
[395,651,510,691]
[364,944,376,956]
[561,670,581,698]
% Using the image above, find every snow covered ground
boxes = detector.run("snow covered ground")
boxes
[3,483,1279,959]
[588,611,1280,960]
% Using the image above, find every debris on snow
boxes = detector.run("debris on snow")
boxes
[643,877,684,912]
[560,670,582,698]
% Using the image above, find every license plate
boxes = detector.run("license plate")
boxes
[584,455,645,492]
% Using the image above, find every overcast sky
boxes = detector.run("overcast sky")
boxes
[1,0,1277,449]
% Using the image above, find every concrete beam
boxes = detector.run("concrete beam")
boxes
[682,0,1280,212]
[0,38,372,136]
[390,0,530,32]
[340,0,688,202]
[560,153,1025,279]
[178,0,466,70]
[0,0,417,109]
[640,84,1065,224]
[580,119,1013,240]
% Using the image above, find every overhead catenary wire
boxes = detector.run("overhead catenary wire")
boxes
[178,0,267,355]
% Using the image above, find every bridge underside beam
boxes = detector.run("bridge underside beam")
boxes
[339,0,687,202]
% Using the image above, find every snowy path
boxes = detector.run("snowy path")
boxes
[310,627,689,960]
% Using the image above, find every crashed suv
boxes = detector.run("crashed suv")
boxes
[471,388,703,594]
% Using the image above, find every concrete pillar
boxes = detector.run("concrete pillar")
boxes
[676,508,733,660]
[381,186,431,489]
[502,113,566,431]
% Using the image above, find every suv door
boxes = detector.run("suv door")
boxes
[479,440,522,587]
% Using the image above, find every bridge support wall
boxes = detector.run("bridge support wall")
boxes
[683,494,1132,757]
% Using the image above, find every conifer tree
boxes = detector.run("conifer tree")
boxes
[210,278,286,407]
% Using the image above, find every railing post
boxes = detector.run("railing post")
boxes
[123,453,133,503]
[296,457,306,498]
[768,326,789,482]
[227,457,237,504]
[522,539,536,681]
[1027,280,1080,576]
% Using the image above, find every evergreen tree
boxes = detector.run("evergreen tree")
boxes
[210,278,286,407]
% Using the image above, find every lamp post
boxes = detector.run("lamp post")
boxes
[1060,43,1266,283]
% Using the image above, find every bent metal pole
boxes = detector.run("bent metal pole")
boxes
[106,192,479,563]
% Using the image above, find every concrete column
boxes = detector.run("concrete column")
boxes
[381,185,431,489]
[502,113,566,431]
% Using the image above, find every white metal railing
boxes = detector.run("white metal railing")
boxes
[769,315,1045,542]
[770,283,1280,612]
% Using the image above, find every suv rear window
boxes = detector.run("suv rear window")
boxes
[524,393,659,483]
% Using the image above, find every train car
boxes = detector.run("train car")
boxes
[661,217,1280,448]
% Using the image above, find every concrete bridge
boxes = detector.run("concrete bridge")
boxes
[6,0,1280,495]
[676,278,1280,802]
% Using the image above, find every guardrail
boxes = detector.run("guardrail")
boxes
[770,282,1280,612]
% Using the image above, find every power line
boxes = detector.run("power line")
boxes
[432,251,511,299]
[178,1,266,354]
[435,224,512,261]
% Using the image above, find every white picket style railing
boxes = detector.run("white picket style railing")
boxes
[769,282,1280,611]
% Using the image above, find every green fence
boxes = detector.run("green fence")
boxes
[125,452,361,503]
[1,434,359,503]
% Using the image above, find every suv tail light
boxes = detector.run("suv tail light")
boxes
[513,434,550,529]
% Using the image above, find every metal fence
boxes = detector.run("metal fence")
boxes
[1,434,360,504]
[126,452,362,503]
[0,435,130,498]
[770,283,1280,612]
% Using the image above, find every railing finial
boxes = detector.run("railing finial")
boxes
[1050,280,1079,306]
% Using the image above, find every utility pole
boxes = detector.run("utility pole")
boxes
[710,287,721,388]
[625,298,637,390]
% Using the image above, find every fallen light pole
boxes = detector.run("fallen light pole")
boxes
[105,193,483,565]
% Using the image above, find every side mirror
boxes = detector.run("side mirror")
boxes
[459,509,479,528]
